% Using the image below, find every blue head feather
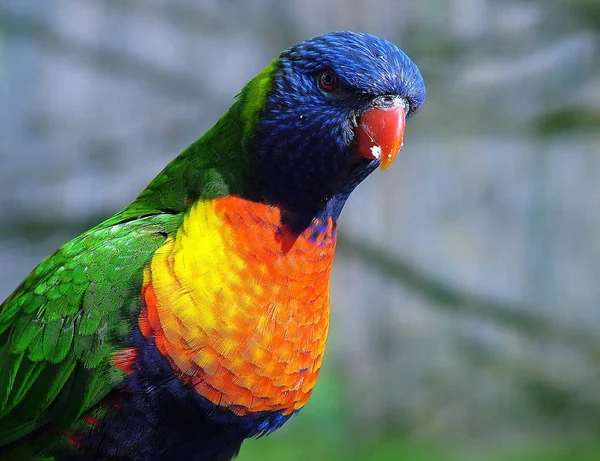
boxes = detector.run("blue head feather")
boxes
[252,31,425,231]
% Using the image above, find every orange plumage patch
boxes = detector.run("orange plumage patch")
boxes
[140,196,336,416]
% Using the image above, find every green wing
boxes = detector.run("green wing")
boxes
[0,212,181,447]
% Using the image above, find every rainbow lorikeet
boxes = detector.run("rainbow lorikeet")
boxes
[0,31,425,460]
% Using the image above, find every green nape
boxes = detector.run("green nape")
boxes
[241,59,278,138]
[109,58,279,225]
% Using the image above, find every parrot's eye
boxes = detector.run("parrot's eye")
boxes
[318,69,338,92]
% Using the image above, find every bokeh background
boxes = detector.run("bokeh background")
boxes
[1,1,600,460]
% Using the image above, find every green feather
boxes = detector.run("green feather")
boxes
[21,293,44,316]
[9,317,42,353]
[79,283,103,335]
[18,360,77,418]
[50,365,94,427]
[42,317,74,364]
[2,359,46,417]
[0,299,21,333]
[0,349,24,413]
[26,331,45,362]
[0,214,179,447]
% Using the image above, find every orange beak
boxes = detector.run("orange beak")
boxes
[354,103,406,170]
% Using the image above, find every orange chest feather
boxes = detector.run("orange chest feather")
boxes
[139,196,337,415]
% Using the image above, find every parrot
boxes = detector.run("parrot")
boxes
[0,31,425,461]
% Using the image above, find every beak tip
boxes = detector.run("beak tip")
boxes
[379,152,395,171]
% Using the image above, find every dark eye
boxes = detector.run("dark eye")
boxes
[318,69,338,92]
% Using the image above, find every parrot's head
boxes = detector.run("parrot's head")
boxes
[245,31,425,229]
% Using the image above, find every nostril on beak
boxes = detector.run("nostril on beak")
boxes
[377,95,400,108]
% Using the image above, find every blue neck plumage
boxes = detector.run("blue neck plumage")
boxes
[269,159,378,236]
[252,119,378,234]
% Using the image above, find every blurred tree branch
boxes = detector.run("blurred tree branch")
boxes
[337,234,600,363]
[458,336,600,429]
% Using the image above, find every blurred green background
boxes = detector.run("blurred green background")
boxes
[1,0,600,460]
